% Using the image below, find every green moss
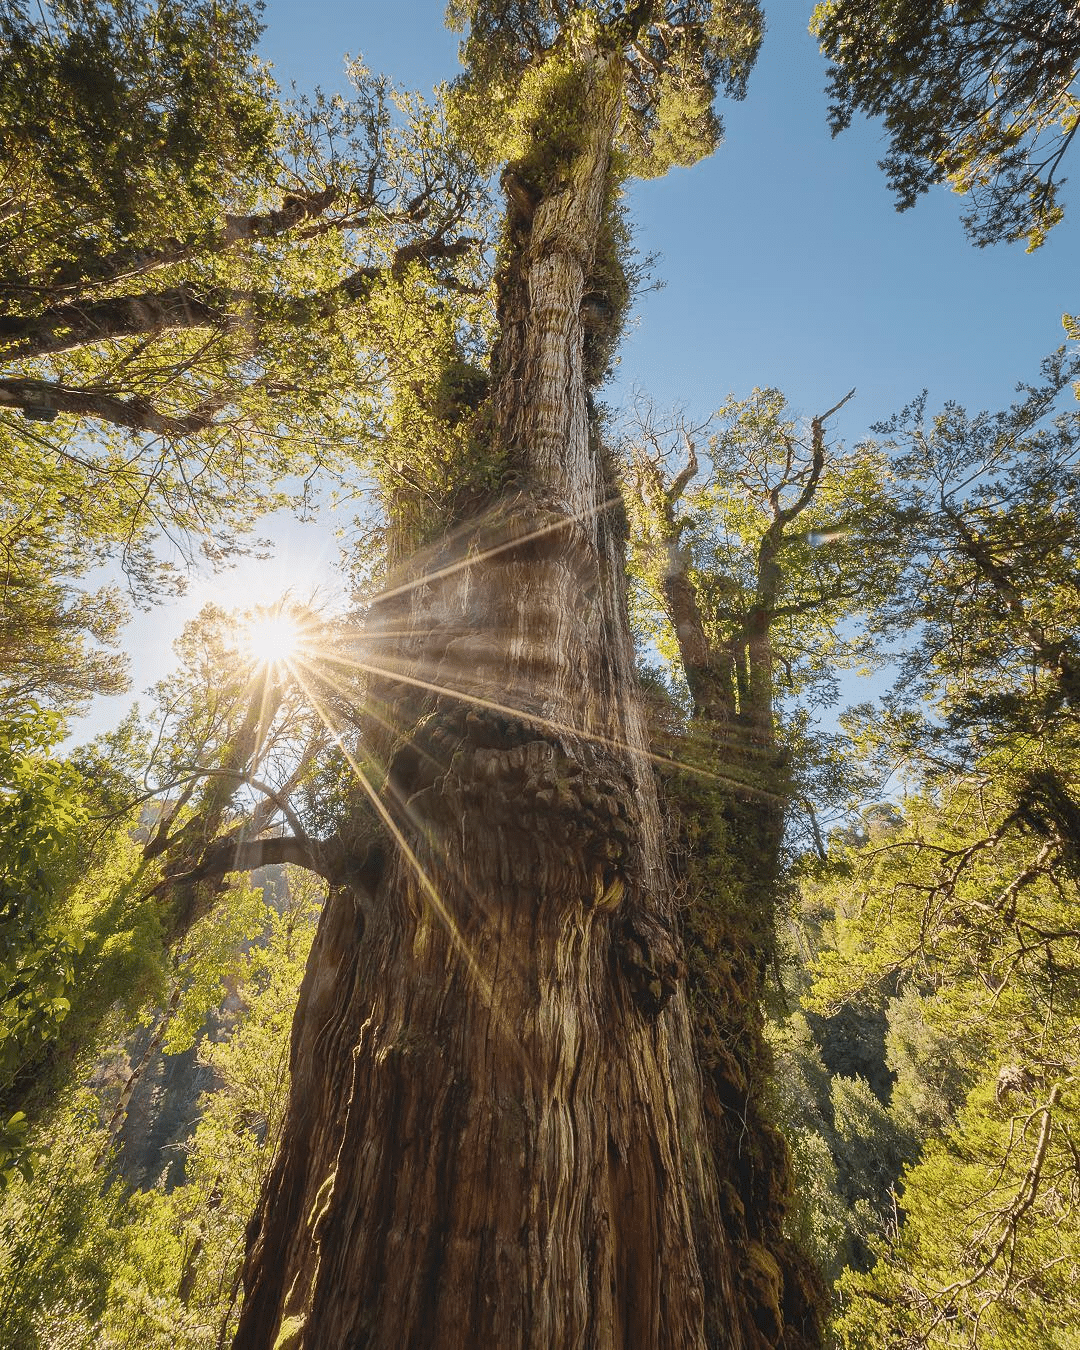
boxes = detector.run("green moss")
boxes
[659,726,828,1348]
[273,1314,306,1350]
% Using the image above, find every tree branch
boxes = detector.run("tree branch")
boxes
[0,286,223,360]
[0,378,228,435]
[667,433,699,504]
[933,1082,1064,1305]
[776,388,855,528]
[178,833,337,885]
[1,235,482,362]
[14,186,341,301]
[177,765,313,847]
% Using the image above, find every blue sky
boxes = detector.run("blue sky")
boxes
[74,1,1080,741]
[259,0,1079,439]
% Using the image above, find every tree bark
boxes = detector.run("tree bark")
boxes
[233,44,743,1350]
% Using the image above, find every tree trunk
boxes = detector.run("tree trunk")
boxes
[233,46,744,1350]
[654,486,823,1348]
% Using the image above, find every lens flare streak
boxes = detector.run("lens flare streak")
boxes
[285,664,496,1011]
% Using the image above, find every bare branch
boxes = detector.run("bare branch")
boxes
[175,833,338,885]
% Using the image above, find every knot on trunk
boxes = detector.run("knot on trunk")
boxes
[614,906,686,1017]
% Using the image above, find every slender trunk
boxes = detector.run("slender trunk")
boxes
[96,983,182,1166]
[157,682,283,946]
[664,568,737,725]
[661,496,823,1347]
[234,47,742,1350]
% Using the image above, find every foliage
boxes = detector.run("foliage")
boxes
[449,0,763,180]
[0,865,322,1348]
[0,1089,128,1343]
[798,717,1080,1337]
[366,279,495,553]
[833,1074,1080,1349]
[0,736,171,1189]
[160,868,323,1342]
[0,0,488,723]
[0,564,128,718]
[0,0,274,287]
[0,0,484,462]
[811,0,1080,248]
[161,874,266,1057]
[851,347,1080,776]
[767,1005,915,1285]
[0,709,89,1183]
[745,344,1080,1344]
[886,984,971,1140]
[766,1011,852,1279]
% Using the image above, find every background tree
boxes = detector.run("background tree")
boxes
[810,0,1080,248]
[622,387,894,1330]
[0,0,487,721]
[774,352,1080,1342]
[623,385,887,982]
[137,603,338,937]
[0,865,324,1349]
[807,769,1080,1348]
[624,386,887,803]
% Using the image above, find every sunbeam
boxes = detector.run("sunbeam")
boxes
[317,649,787,800]
[294,655,541,1080]
[286,663,499,1015]
[369,493,624,607]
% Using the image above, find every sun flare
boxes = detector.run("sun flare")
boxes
[241,607,305,670]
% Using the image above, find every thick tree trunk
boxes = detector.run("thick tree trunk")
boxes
[234,46,743,1350]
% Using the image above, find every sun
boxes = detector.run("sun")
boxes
[240,606,305,670]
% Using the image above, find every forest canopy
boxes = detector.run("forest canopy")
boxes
[1,1,1078,1347]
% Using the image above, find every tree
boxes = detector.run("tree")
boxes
[808,771,1080,1348]
[0,709,90,1183]
[136,602,337,944]
[0,599,341,1185]
[0,0,487,720]
[621,389,895,1332]
[850,345,1080,789]
[623,384,887,1001]
[0,865,325,1349]
[624,386,887,818]
[788,353,1080,1342]
[0,0,483,454]
[810,0,1080,247]
[138,1,849,1344]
